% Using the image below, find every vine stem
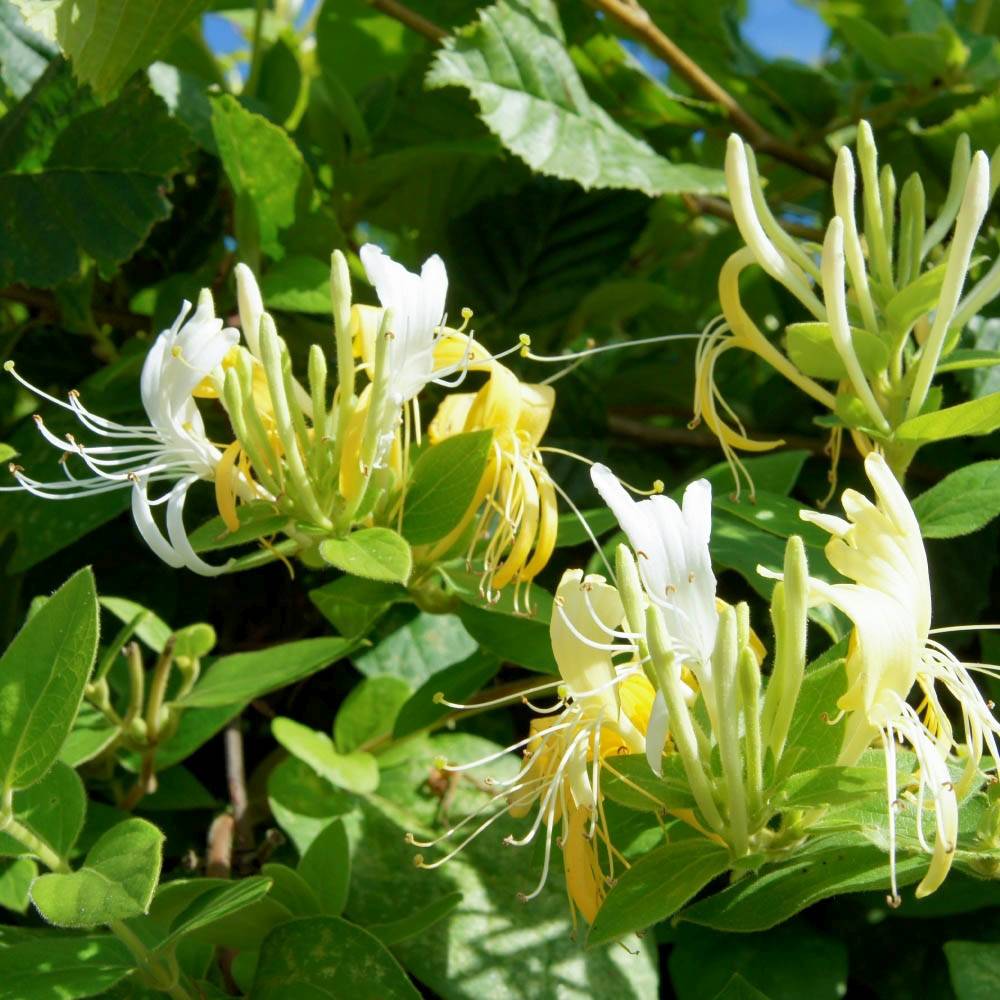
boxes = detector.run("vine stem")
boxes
[585,0,833,180]
[0,807,194,1000]
[244,0,268,95]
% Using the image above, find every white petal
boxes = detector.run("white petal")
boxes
[644,691,669,776]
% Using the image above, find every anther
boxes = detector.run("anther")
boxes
[413,854,425,868]
[886,894,902,909]
[432,755,448,770]
[2,360,14,372]
[432,692,445,704]
[942,781,954,792]
[652,479,664,494]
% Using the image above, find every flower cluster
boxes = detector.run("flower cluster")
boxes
[3,248,556,594]
[421,454,1000,924]
[695,124,1000,491]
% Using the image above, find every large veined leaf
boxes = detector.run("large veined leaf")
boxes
[0,63,192,287]
[912,460,1000,538]
[426,0,724,197]
[12,0,211,97]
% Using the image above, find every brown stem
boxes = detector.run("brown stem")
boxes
[682,193,824,241]
[368,0,446,40]
[587,0,833,180]
[225,720,253,853]
[205,814,234,878]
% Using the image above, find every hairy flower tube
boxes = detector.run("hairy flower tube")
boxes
[783,452,1000,902]
[1,291,264,574]
[409,567,655,927]
[695,124,1000,490]
[417,347,558,612]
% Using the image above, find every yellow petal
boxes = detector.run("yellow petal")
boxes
[214,440,244,533]
[562,804,605,925]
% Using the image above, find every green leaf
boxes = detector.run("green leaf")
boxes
[12,0,212,98]
[341,732,659,996]
[0,567,98,793]
[180,637,356,709]
[354,611,478,685]
[368,891,464,946]
[0,856,36,913]
[260,862,322,917]
[775,764,886,809]
[700,451,809,499]
[0,67,193,287]
[912,460,1000,538]
[259,255,332,315]
[159,877,275,951]
[151,876,286,952]
[251,916,421,999]
[393,649,501,738]
[0,933,133,997]
[710,974,773,1000]
[945,941,1000,1000]
[187,501,290,554]
[679,835,927,932]
[309,577,406,638]
[319,528,413,584]
[401,430,493,545]
[145,701,244,771]
[713,490,828,548]
[272,717,379,795]
[267,757,354,856]
[31,817,163,928]
[334,676,412,754]
[588,839,730,945]
[671,923,847,1000]
[100,597,172,652]
[936,349,1000,373]
[456,601,556,672]
[601,754,697,814]
[895,393,1000,443]
[139,765,217,812]
[0,760,86,859]
[298,819,351,917]
[210,93,339,264]
[426,0,724,197]
[554,507,619,548]
[883,263,947,336]
[785,322,889,380]
[782,658,847,772]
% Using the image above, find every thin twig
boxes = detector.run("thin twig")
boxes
[587,0,833,180]
[683,193,824,241]
[225,719,253,853]
[368,0,446,40]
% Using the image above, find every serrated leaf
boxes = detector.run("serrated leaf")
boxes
[180,637,356,708]
[0,567,98,793]
[427,0,724,196]
[272,717,379,795]
[319,528,413,583]
[0,760,86,859]
[0,68,193,287]
[31,817,164,928]
[912,460,1000,538]
[587,839,729,945]
[895,393,1000,443]
[13,0,211,97]
[402,430,493,545]
[251,916,421,999]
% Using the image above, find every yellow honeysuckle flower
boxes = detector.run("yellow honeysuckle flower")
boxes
[419,351,558,612]
[795,452,1000,902]
[410,568,655,927]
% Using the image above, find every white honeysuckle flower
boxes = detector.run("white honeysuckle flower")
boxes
[411,568,654,925]
[591,462,718,676]
[2,292,254,576]
[360,242,450,406]
[794,451,1000,902]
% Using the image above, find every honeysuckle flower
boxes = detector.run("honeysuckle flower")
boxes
[419,354,558,612]
[591,463,718,680]
[2,292,260,575]
[789,452,1000,901]
[410,568,655,926]
[696,126,999,490]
